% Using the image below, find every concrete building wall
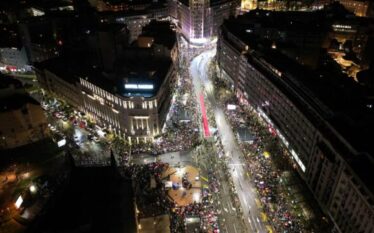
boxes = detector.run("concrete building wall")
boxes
[44,70,82,108]
[0,47,28,68]
[217,32,374,233]
[338,0,370,17]
[36,62,175,142]
[177,0,237,42]
[328,167,374,233]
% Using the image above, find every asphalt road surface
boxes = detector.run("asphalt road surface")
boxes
[190,49,268,233]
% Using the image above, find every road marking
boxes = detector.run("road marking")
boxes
[243,197,248,206]
[227,201,233,212]
[228,163,245,166]
[233,223,238,233]
[222,183,227,193]
[247,217,257,232]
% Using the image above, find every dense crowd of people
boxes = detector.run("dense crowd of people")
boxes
[124,160,221,233]
[216,77,321,232]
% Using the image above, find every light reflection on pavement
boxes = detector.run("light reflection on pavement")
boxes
[190,49,267,233]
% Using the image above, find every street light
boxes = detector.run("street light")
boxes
[29,185,37,194]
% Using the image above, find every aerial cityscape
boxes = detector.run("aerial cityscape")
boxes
[0,0,373,233]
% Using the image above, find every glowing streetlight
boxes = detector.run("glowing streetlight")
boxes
[29,185,37,194]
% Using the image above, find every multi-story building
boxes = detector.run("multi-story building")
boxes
[217,14,374,233]
[0,47,28,69]
[35,21,177,143]
[0,75,48,149]
[0,24,29,70]
[92,0,168,12]
[98,4,169,43]
[170,0,238,43]
[18,12,76,64]
[217,10,330,69]
[240,0,312,11]
[337,0,371,17]
[87,23,129,71]
[36,56,175,144]
[313,0,374,17]
[138,21,179,63]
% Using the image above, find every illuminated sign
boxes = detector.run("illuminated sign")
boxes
[125,84,154,90]
[190,38,208,44]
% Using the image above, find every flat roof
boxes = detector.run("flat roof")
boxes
[220,11,374,194]
[140,20,177,50]
[35,53,172,98]
[0,94,39,112]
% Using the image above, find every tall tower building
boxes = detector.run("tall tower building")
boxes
[178,0,212,43]
[172,0,238,44]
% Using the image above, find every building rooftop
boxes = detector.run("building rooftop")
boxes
[221,11,374,193]
[35,53,172,98]
[0,94,39,112]
[251,48,374,153]
[0,24,22,48]
[244,48,374,193]
[140,20,177,50]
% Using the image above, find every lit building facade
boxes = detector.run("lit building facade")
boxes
[35,21,177,143]
[337,0,371,17]
[170,0,238,43]
[217,21,374,233]
[241,0,257,11]
[36,59,175,143]
[240,0,301,11]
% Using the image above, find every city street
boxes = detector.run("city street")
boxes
[190,49,268,233]
[3,1,362,232]
[15,31,309,233]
